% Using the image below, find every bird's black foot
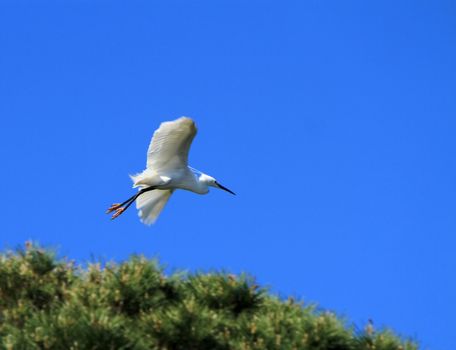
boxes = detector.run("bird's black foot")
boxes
[111,207,125,220]
[106,186,156,221]
[106,203,122,214]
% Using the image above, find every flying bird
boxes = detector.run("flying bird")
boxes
[106,117,235,225]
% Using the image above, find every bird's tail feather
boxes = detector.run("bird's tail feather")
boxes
[136,189,173,225]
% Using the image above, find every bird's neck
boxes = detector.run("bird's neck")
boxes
[195,174,210,194]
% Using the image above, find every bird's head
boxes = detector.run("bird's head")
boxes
[199,173,236,195]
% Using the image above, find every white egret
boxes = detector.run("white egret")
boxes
[106,117,235,225]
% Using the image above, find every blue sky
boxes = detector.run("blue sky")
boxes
[1,1,455,349]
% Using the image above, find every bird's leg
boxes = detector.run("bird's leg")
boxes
[106,194,138,213]
[111,194,138,219]
[107,187,152,213]
[108,191,143,219]
[107,186,156,220]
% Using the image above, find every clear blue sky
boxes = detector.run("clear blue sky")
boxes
[1,1,455,349]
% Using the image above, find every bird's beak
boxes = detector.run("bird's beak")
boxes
[216,182,236,195]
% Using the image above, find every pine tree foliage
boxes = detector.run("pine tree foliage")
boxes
[0,243,418,350]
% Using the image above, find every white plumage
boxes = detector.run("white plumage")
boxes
[107,117,235,225]
[135,189,173,225]
[146,117,197,171]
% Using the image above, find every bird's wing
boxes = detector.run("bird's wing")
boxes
[136,189,173,225]
[146,117,197,171]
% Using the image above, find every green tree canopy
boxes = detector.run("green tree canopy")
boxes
[0,243,418,350]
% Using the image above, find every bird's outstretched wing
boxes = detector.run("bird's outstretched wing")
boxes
[136,189,173,225]
[146,117,197,171]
